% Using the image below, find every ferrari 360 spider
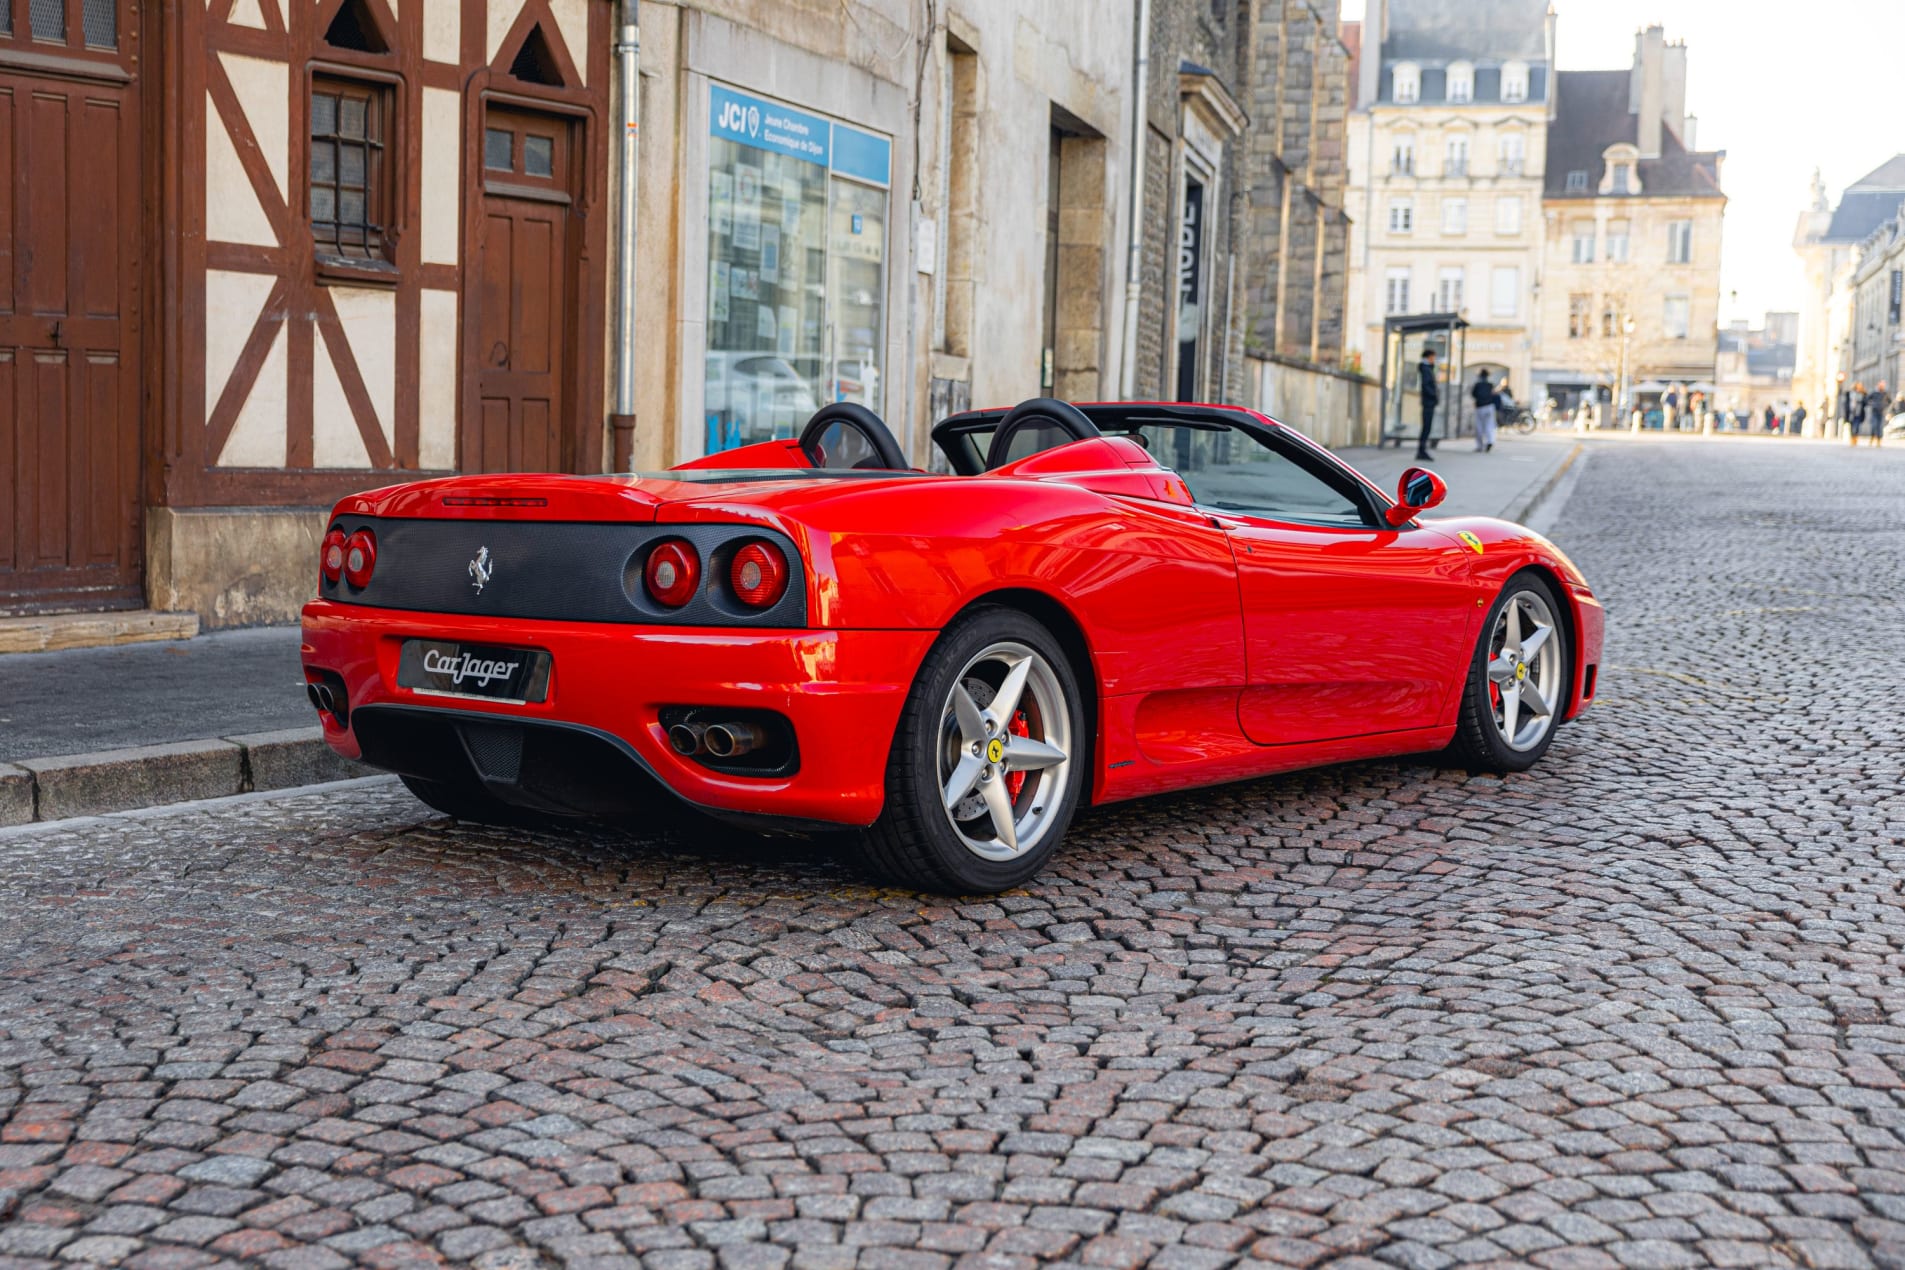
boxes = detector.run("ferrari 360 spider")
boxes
[301,399,1603,892]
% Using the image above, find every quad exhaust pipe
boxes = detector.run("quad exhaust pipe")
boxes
[667,720,766,758]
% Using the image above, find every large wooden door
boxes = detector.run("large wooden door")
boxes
[0,0,143,613]
[467,104,573,474]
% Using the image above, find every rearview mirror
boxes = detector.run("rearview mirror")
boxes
[1386,466,1447,526]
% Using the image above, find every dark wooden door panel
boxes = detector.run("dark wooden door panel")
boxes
[0,60,141,614]
[465,104,572,476]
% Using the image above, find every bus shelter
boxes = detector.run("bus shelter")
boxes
[1379,313,1469,448]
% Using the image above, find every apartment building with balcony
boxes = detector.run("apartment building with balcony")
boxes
[1345,0,1553,396]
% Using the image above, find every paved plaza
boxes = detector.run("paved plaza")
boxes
[2,440,1903,1269]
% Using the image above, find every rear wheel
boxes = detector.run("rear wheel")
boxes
[1448,574,1571,772]
[860,608,1086,893]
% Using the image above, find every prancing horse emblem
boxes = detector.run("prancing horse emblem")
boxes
[468,546,495,594]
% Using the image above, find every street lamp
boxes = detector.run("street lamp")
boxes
[1620,314,1637,430]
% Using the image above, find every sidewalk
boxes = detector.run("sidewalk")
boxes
[0,627,357,826]
[0,436,1584,826]
[1332,428,1583,523]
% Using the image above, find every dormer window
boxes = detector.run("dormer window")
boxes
[1501,61,1529,103]
[1600,144,1642,196]
[1393,62,1420,104]
[1565,169,1590,193]
[1446,62,1473,104]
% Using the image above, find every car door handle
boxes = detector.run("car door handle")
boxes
[1208,515,1244,530]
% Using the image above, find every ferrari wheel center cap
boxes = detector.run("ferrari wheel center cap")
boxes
[1516,665,1528,681]
[986,738,1006,764]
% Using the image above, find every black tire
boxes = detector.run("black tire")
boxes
[400,773,551,828]
[859,607,1088,894]
[1447,573,1572,773]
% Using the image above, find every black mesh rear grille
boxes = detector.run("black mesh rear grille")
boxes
[459,721,524,783]
[318,517,806,627]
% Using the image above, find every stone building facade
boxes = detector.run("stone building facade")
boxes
[1128,0,1357,435]
[1344,0,1553,419]
[1793,157,1905,431]
[1531,25,1725,416]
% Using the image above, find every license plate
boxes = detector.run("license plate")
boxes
[397,640,551,704]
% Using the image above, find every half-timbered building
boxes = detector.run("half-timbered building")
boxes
[3,0,612,624]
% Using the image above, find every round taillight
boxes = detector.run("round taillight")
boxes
[343,529,377,589]
[730,542,788,608]
[644,540,701,608]
[321,528,347,584]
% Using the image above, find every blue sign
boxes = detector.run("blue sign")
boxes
[832,124,892,187]
[709,84,890,186]
[711,84,830,166]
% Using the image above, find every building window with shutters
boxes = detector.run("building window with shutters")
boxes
[1568,293,1592,338]
[1664,294,1690,339]
[1441,197,1467,236]
[1495,195,1521,236]
[1388,199,1414,234]
[1498,132,1525,176]
[1384,267,1411,315]
[1667,219,1693,264]
[1491,266,1520,318]
[1501,61,1528,103]
[309,76,396,270]
[1436,267,1464,313]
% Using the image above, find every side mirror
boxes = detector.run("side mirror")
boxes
[1385,466,1447,526]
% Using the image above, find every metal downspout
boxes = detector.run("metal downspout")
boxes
[1117,0,1151,400]
[609,0,641,470]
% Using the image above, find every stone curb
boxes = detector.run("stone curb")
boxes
[1501,442,1585,526]
[2,729,362,825]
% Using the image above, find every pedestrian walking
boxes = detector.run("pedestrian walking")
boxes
[1664,388,1680,430]
[1844,380,1864,445]
[1495,379,1518,445]
[1867,381,1890,447]
[1415,348,1439,461]
[1470,368,1497,452]
[1791,403,1808,437]
[1763,404,1776,434]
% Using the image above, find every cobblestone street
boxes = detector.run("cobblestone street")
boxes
[2,440,1903,1270]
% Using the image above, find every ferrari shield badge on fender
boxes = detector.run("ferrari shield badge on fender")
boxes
[1457,531,1485,555]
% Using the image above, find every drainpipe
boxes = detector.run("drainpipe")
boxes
[1117,0,1151,399]
[608,0,641,470]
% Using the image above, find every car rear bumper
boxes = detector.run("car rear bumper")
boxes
[300,600,933,827]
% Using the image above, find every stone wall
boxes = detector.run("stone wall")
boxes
[1249,355,1381,448]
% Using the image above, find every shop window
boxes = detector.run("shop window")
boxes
[310,77,393,265]
[704,88,891,453]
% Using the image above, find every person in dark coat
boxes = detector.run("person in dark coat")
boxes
[1843,380,1863,445]
[1415,348,1439,461]
[1867,381,1890,447]
[1763,404,1777,433]
[1790,403,1808,437]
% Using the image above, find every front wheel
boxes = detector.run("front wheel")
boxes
[860,608,1087,893]
[1447,575,1571,772]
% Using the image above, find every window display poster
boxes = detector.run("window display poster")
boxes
[710,170,732,238]
[756,306,777,342]
[760,226,781,284]
[777,306,797,357]
[733,208,761,252]
[736,164,760,209]
[710,262,730,322]
[731,267,757,300]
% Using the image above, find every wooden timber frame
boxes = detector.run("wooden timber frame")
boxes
[147,0,613,511]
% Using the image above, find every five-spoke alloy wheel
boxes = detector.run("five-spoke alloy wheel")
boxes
[863,608,1087,893]
[1450,573,1572,771]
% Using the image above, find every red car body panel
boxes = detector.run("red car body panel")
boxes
[301,405,1603,828]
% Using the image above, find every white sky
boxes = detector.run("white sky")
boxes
[1343,0,1905,326]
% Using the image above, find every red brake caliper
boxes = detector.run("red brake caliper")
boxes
[1006,712,1030,799]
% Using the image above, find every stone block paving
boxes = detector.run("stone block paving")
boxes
[2,442,1904,1269]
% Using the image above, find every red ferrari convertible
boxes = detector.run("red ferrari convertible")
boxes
[301,399,1603,892]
